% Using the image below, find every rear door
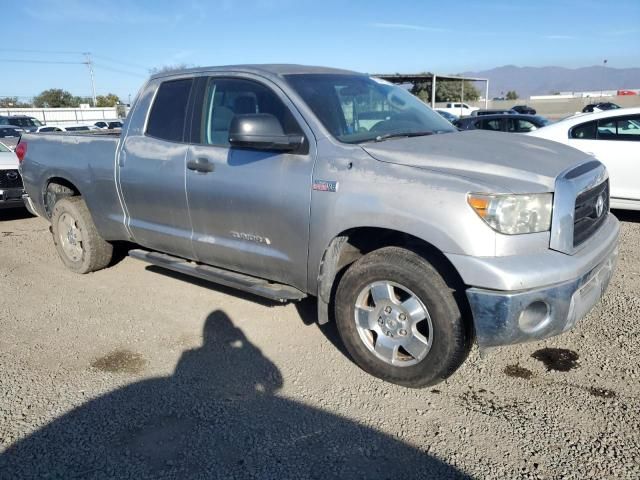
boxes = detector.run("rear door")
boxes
[184,75,315,289]
[569,116,640,202]
[118,77,196,259]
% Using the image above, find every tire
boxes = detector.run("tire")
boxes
[51,197,113,274]
[335,246,470,388]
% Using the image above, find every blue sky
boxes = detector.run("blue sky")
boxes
[2,0,639,101]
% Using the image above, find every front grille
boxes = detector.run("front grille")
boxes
[0,169,23,189]
[573,179,609,247]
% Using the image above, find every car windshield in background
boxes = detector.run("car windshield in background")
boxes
[9,117,42,127]
[285,74,455,144]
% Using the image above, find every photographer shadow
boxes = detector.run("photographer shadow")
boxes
[0,310,468,479]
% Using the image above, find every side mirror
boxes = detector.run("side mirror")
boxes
[228,113,303,152]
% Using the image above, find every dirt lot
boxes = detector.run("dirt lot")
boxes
[0,209,639,479]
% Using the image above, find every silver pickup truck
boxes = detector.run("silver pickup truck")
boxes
[19,65,619,387]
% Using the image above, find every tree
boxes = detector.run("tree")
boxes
[506,90,519,100]
[33,89,78,108]
[96,93,121,107]
[0,97,32,108]
[411,76,480,103]
[149,63,192,75]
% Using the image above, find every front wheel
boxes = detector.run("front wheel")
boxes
[51,197,113,274]
[335,247,470,387]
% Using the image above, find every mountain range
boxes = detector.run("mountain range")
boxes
[462,65,640,98]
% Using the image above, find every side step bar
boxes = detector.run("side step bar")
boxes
[128,249,306,302]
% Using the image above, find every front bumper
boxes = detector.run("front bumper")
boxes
[459,214,619,348]
[0,188,25,209]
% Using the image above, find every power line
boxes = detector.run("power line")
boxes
[94,63,147,78]
[0,48,84,55]
[0,58,85,65]
[92,54,149,71]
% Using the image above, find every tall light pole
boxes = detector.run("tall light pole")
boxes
[600,59,608,100]
[83,52,97,107]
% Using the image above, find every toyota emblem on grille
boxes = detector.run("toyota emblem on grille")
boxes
[6,171,18,181]
[595,194,605,218]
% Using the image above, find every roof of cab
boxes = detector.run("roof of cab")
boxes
[149,64,363,81]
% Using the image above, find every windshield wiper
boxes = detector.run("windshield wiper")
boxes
[373,131,435,142]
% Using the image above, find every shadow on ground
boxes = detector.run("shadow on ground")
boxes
[612,209,640,223]
[0,208,33,222]
[0,310,468,479]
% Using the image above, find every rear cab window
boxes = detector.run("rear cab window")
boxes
[146,78,194,142]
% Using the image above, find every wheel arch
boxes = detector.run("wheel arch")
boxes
[43,176,81,218]
[315,226,471,334]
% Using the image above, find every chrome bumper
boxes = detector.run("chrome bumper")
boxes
[464,219,619,348]
[21,193,39,216]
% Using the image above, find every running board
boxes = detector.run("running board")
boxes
[128,249,306,302]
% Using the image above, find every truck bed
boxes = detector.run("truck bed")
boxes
[19,131,129,241]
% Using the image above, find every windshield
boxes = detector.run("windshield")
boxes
[0,142,10,152]
[285,74,455,144]
[9,117,43,127]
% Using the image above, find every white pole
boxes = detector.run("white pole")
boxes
[485,80,489,109]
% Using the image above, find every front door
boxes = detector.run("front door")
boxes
[185,76,315,289]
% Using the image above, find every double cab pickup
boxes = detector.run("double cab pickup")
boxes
[18,65,619,387]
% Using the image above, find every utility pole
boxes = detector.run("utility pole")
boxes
[83,52,97,107]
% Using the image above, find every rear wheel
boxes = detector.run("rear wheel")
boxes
[51,197,113,273]
[335,246,470,387]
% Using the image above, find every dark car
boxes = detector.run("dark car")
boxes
[511,105,536,115]
[582,102,620,113]
[455,114,550,133]
[0,115,43,132]
[0,126,22,138]
[95,120,124,130]
[434,110,459,123]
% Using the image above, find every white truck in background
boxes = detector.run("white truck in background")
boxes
[437,102,479,116]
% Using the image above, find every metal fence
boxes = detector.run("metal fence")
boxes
[0,107,128,126]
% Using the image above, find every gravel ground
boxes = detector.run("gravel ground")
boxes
[0,208,638,479]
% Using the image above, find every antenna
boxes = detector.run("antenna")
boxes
[83,52,97,107]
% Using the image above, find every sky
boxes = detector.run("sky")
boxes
[1,0,639,102]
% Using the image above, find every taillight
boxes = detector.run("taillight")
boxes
[15,142,27,163]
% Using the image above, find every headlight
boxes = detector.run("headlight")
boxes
[467,193,553,234]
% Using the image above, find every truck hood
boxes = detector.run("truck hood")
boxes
[361,130,590,193]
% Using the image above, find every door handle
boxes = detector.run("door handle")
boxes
[187,157,214,173]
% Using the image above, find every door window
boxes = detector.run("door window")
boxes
[508,118,538,132]
[199,78,302,146]
[479,119,502,131]
[146,78,194,142]
[595,115,640,141]
[570,121,597,139]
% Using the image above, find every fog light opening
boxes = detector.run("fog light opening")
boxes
[519,300,551,333]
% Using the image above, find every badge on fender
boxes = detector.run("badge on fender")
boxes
[312,180,338,192]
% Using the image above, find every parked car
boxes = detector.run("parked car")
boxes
[18,64,619,387]
[437,102,479,116]
[527,107,640,210]
[0,141,24,209]
[0,115,43,133]
[0,126,22,138]
[455,114,550,133]
[434,109,458,123]
[94,120,123,130]
[582,102,620,113]
[471,109,517,116]
[512,105,536,115]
